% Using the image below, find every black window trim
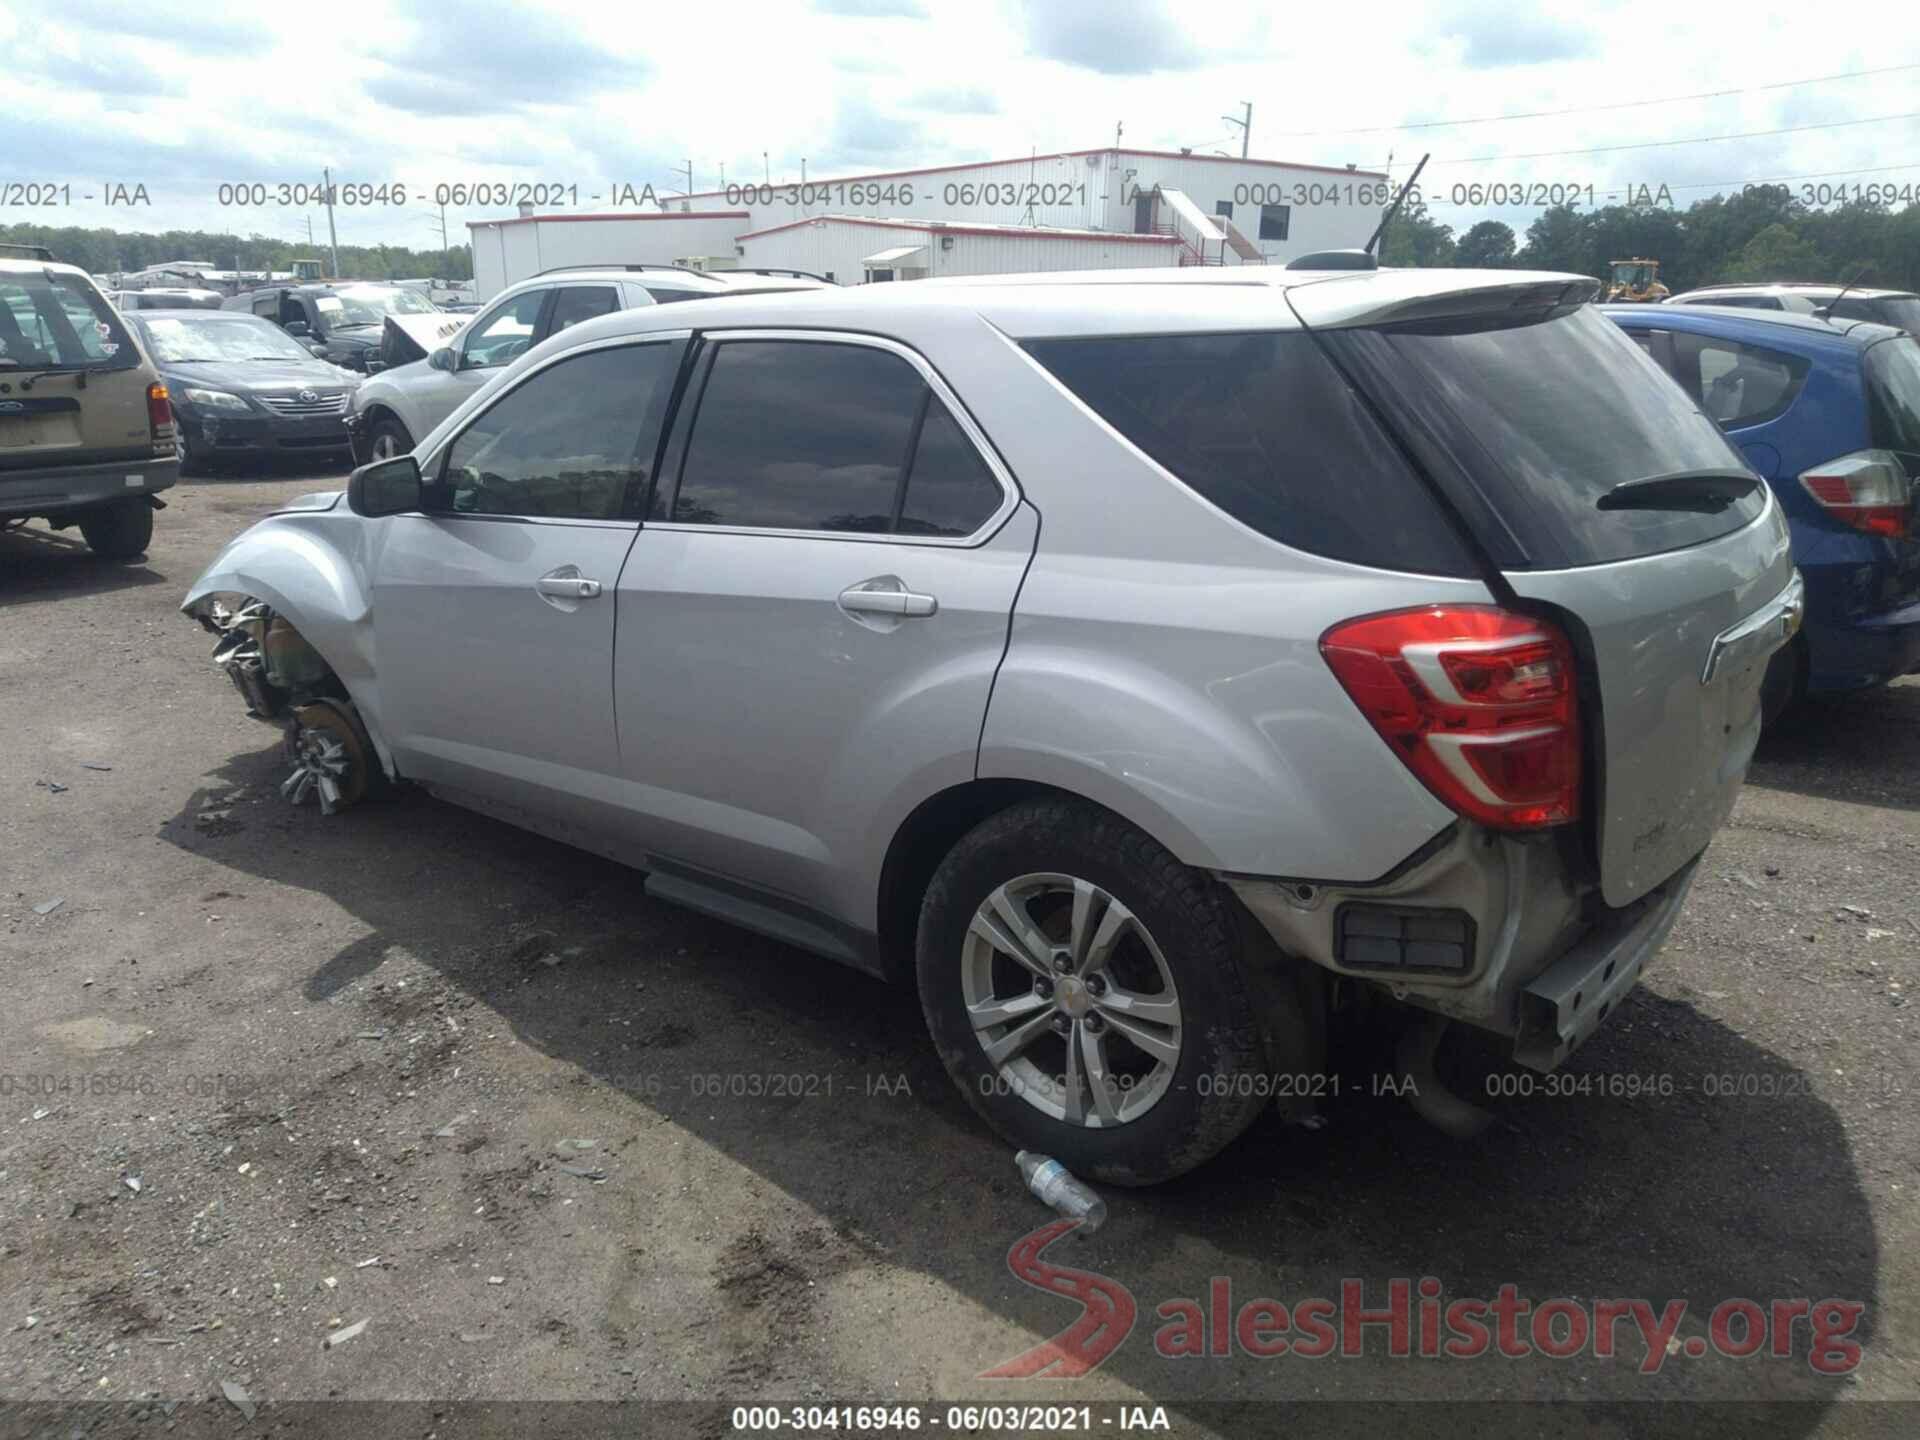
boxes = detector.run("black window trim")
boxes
[415,329,692,528]
[646,327,1021,548]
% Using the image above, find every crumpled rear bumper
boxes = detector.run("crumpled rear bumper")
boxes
[1227,826,1699,1071]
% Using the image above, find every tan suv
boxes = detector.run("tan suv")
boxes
[1,247,178,559]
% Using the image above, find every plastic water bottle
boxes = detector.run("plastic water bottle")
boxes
[1015,1151,1108,1235]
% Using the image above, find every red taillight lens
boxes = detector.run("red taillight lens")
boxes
[1321,606,1581,830]
[1799,451,1910,539]
[147,381,173,435]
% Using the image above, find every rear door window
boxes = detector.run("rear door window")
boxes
[1025,330,1476,575]
[547,285,619,337]
[1670,333,1810,429]
[664,338,1005,538]
[1327,303,1767,568]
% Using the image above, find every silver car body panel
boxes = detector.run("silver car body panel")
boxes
[1501,495,1796,906]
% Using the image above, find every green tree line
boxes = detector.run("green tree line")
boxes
[0,222,473,282]
[1380,185,1920,294]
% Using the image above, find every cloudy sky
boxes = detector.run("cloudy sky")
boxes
[3,0,1915,250]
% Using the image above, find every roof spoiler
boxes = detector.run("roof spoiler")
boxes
[0,242,57,262]
[1287,249,1377,271]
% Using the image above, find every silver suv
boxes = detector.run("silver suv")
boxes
[184,267,1802,1183]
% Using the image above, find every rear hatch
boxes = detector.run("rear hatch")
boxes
[1293,274,1798,906]
[0,266,152,470]
[1863,336,1920,601]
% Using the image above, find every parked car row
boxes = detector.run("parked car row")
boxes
[182,263,1821,1183]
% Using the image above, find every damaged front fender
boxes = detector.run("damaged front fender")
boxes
[182,509,395,781]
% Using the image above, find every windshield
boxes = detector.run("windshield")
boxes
[1328,303,1765,567]
[1865,337,1920,470]
[1612,264,1653,287]
[0,271,137,371]
[316,286,436,328]
[134,313,315,364]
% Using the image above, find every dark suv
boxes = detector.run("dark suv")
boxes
[221,283,441,372]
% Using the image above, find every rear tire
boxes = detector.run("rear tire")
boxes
[79,498,153,560]
[1760,633,1808,727]
[916,798,1274,1186]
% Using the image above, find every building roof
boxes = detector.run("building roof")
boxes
[468,211,751,230]
[738,214,1180,245]
[668,146,1385,205]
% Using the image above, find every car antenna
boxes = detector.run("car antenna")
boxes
[1815,265,1872,322]
[1365,152,1430,258]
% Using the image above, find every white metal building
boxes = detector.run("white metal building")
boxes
[469,211,749,299]
[467,146,1390,297]
[735,215,1180,284]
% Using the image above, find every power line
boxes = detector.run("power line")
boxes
[1267,61,1920,138]
[1404,109,1920,169]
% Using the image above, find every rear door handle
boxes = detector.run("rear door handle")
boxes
[839,578,938,617]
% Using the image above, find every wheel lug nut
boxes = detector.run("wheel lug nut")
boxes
[1052,951,1073,974]
[1034,979,1053,999]
[1085,974,1106,996]
[1084,1013,1105,1035]
[1051,1015,1072,1035]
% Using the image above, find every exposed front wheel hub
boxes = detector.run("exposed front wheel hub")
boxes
[281,701,371,815]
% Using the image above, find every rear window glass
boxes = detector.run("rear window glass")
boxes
[1330,304,1766,568]
[0,272,137,371]
[1865,337,1920,468]
[1023,331,1476,575]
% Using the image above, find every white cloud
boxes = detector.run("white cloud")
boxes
[1,0,1913,245]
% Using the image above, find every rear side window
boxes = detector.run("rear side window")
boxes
[1671,333,1810,429]
[0,271,136,371]
[1329,304,1767,568]
[1024,331,1476,575]
[1865,337,1920,467]
[666,339,1004,537]
[439,342,677,520]
[547,285,618,336]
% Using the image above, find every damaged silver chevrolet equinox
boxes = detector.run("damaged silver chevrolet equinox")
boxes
[184,266,1804,1183]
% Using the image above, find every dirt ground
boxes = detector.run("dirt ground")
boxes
[2,470,1916,1438]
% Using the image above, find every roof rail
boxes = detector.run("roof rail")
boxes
[1286,249,1377,271]
[726,267,832,282]
[533,263,712,277]
[0,242,57,262]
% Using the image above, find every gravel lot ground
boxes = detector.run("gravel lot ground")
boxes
[2,469,1916,1438]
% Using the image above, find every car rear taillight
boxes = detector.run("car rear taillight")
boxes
[147,381,174,443]
[1799,450,1911,539]
[1320,606,1580,830]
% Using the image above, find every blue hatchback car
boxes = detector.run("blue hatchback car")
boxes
[1604,304,1920,706]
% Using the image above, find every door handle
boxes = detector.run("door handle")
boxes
[535,565,602,610]
[537,576,602,599]
[839,579,937,617]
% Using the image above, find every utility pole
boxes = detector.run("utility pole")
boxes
[763,151,770,184]
[718,161,725,191]
[1114,120,1123,150]
[1222,102,1251,159]
[680,160,693,204]
[322,166,341,277]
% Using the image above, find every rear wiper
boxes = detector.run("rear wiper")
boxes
[1596,469,1762,513]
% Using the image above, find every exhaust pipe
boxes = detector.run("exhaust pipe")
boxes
[1395,1010,1494,1139]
